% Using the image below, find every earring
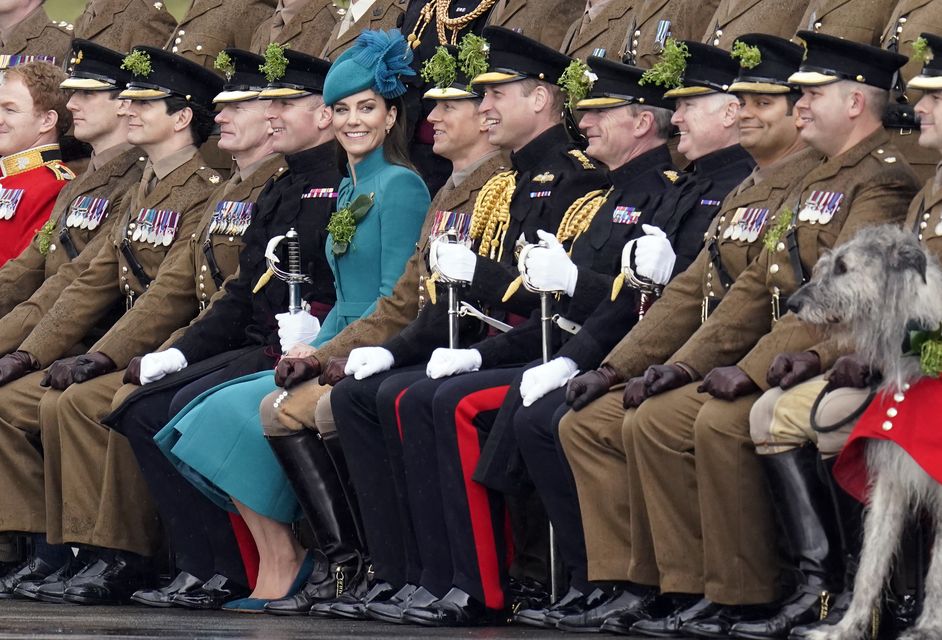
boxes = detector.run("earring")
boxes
[385,126,392,135]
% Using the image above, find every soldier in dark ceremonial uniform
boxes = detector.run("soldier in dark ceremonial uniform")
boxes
[74,0,177,52]
[399,0,494,194]
[0,46,223,604]
[0,0,71,64]
[0,61,75,265]
[601,33,917,637]
[249,0,341,58]
[326,27,609,626]
[320,0,407,61]
[104,49,344,611]
[484,0,582,50]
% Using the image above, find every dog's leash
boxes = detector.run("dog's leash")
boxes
[810,381,878,434]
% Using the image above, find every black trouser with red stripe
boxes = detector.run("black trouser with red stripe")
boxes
[394,368,521,611]
[330,366,439,591]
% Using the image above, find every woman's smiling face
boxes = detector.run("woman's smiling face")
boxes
[330,88,396,164]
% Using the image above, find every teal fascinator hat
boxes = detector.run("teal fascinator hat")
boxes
[323,29,416,106]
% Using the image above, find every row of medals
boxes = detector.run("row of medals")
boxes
[65,198,108,230]
[131,210,179,247]
[722,208,768,242]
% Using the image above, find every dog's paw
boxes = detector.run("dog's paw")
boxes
[804,627,841,640]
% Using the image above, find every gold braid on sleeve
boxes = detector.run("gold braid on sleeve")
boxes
[470,170,517,261]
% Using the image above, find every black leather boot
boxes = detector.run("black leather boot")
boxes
[265,430,367,614]
[730,447,842,639]
[789,457,872,640]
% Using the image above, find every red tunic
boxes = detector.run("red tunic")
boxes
[833,376,942,502]
[0,145,73,265]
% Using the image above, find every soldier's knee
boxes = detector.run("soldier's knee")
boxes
[749,388,781,446]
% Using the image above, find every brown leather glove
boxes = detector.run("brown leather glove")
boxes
[124,356,143,385]
[274,356,321,389]
[318,356,349,386]
[766,351,821,389]
[41,352,116,390]
[565,364,622,411]
[698,365,759,400]
[643,363,692,397]
[622,376,648,409]
[0,351,39,385]
[826,353,874,390]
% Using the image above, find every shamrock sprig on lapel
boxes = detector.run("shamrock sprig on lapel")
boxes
[327,193,375,255]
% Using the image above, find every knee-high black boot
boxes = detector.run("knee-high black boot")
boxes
[730,446,842,639]
[264,429,366,615]
[787,456,874,640]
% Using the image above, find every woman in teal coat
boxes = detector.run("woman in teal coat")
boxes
[154,30,430,610]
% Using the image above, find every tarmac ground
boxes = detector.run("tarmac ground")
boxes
[0,599,700,639]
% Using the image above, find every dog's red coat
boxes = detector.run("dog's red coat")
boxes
[834,376,942,502]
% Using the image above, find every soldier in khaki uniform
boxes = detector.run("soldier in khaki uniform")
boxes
[485,0,582,51]
[0,41,144,355]
[168,0,276,68]
[561,0,635,61]
[616,0,720,68]
[875,0,942,182]
[0,0,72,63]
[798,0,895,46]
[736,33,942,639]
[616,33,917,637]
[74,0,177,52]
[250,0,340,57]
[701,0,809,49]
[555,35,818,634]
[0,46,224,604]
[320,0,407,61]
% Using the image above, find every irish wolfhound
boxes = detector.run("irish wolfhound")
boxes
[787,225,942,640]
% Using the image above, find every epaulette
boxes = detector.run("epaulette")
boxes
[47,161,75,181]
[871,147,898,164]
[567,149,596,171]
[197,165,223,186]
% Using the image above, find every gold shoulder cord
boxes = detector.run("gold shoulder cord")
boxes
[409,0,500,48]
[502,187,611,302]
[556,187,612,248]
[470,170,517,261]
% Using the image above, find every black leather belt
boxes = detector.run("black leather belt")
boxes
[120,238,151,288]
[57,227,78,260]
[202,240,225,288]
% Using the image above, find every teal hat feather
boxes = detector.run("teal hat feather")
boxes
[323,29,415,106]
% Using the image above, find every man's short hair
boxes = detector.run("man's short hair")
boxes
[5,61,71,139]
[518,78,566,116]
[628,104,673,140]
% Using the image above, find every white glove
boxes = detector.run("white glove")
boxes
[139,348,188,385]
[276,311,321,353]
[520,357,579,407]
[621,224,676,285]
[521,230,578,296]
[430,239,477,283]
[426,348,482,379]
[344,346,395,380]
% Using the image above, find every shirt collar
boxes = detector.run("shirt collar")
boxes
[452,150,503,188]
[89,142,132,173]
[150,144,197,181]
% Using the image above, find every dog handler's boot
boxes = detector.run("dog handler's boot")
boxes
[788,457,876,640]
[731,446,842,639]
[264,429,366,615]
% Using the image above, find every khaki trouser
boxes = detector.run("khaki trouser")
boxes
[750,376,863,458]
[260,378,333,437]
[0,371,58,534]
[633,382,778,604]
[557,385,658,585]
[47,370,160,556]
